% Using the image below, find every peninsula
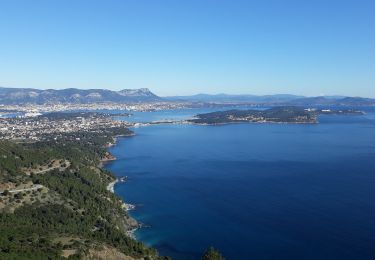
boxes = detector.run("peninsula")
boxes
[188,106,364,125]
[0,113,168,259]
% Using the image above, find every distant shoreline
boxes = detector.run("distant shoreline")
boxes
[187,107,365,126]
[187,120,319,126]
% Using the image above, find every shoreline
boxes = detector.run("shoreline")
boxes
[103,134,139,240]
[106,177,138,239]
[106,177,136,212]
[106,179,118,193]
[128,119,319,128]
[188,121,318,126]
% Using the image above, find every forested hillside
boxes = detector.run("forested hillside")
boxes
[0,129,168,259]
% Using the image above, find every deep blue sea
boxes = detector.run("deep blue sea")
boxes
[106,107,375,260]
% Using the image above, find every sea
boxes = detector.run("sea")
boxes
[105,107,375,260]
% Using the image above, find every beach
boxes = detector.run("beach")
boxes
[106,179,118,193]
[106,176,138,239]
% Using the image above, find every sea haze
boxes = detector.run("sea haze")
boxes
[105,107,375,260]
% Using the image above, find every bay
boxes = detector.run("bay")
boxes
[106,107,375,259]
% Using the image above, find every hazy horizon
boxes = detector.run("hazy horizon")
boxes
[0,85,372,99]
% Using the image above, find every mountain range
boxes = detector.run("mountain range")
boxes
[165,93,305,103]
[0,87,374,106]
[0,87,161,104]
[167,93,375,106]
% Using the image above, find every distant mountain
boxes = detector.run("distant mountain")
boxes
[0,87,161,104]
[287,96,375,106]
[286,96,337,106]
[1,87,374,106]
[167,93,375,106]
[336,97,375,106]
[166,93,304,103]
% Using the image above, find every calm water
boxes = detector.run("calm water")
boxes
[106,108,375,259]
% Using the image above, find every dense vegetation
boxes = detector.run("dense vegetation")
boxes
[0,128,168,259]
[201,247,225,260]
[190,106,317,124]
[190,106,365,125]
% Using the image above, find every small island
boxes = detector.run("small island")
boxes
[188,106,365,125]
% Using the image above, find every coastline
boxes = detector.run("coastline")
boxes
[106,179,118,193]
[106,178,138,239]
[103,134,139,240]
[187,120,318,126]
[106,177,135,211]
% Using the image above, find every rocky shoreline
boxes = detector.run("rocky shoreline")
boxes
[106,178,139,239]
[102,135,140,240]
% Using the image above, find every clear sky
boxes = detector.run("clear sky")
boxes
[0,0,374,97]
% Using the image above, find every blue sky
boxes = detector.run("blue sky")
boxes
[0,0,374,97]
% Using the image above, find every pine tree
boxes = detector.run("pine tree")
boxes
[201,247,225,260]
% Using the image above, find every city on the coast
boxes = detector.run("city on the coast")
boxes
[1,0,375,259]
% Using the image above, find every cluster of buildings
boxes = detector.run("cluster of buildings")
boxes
[0,113,130,141]
[0,101,191,114]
